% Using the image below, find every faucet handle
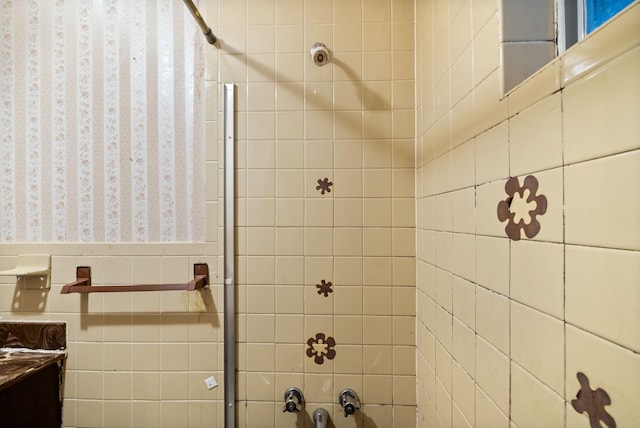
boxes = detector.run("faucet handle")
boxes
[283,400,299,413]
[338,388,361,417]
[283,387,304,413]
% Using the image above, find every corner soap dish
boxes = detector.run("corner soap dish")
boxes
[0,254,51,289]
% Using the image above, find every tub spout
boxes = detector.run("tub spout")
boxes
[312,408,329,428]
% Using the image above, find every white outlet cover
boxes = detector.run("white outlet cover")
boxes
[204,376,218,390]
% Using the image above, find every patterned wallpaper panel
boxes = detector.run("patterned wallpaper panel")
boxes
[0,0,205,242]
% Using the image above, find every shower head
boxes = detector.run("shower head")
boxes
[183,0,218,45]
[310,42,330,66]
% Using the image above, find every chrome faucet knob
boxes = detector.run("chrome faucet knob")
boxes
[343,402,356,416]
[338,388,361,418]
[283,387,304,413]
[284,400,299,413]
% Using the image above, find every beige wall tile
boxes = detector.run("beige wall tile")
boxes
[566,245,640,352]
[451,139,475,189]
[476,180,508,237]
[76,400,104,427]
[363,315,392,345]
[473,72,508,135]
[435,376,453,427]
[511,240,564,318]
[435,192,453,231]
[275,257,304,285]
[363,286,393,316]
[452,233,475,281]
[476,287,509,354]
[525,167,563,243]
[363,228,392,257]
[511,362,564,428]
[436,306,453,355]
[435,231,453,272]
[511,302,564,394]
[103,402,131,427]
[473,14,500,84]
[275,314,304,343]
[475,236,509,295]
[476,336,509,414]
[509,92,563,176]
[452,188,475,234]
[132,401,160,428]
[563,48,640,164]
[474,121,508,185]
[566,325,640,427]
[452,276,475,330]
[565,151,640,250]
[452,318,475,377]
[335,315,363,344]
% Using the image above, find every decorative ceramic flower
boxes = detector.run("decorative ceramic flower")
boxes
[571,372,616,428]
[306,333,336,365]
[497,175,547,241]
[316,279,333,297]
[316,177,333,195]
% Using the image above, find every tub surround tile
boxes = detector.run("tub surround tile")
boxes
[509,93,562,176]
[452,360,475,426]
[511,362,564,428]
[510,240,564,319]
[510,302,564,395]
[565,150,640,250]
[566,245,640,353]
[476,180,509,237]
[475,122,509,185]
[563,48,640,164]
[566,325,640,427]
[475,385,509,427]
[475,236,509,296]
[476,287,510,354]
[475,336,509,414]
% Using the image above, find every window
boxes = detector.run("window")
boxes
[560,0,636,52]
[501,0,636,94]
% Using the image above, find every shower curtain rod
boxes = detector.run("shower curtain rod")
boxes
[182,0,218,45]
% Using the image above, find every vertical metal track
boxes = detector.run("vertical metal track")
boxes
[223,83,236,428]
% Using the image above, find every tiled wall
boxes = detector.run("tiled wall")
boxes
[415,2,640,428]
[0,243,220,428]
[209,0,416,426]
[2,1,415,428]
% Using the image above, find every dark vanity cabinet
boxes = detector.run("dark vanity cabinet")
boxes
[0,322,67,428]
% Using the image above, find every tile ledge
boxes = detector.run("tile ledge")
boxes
[504,2,640,110]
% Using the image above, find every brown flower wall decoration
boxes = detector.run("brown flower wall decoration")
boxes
[306,333,336,365]
[316,177,333,195]
[497,175,547,240]
[571,372,616,428]
[316,279,333,297]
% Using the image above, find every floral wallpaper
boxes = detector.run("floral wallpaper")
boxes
[0,0,205,242]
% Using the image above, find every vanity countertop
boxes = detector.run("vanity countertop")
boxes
[0,348,66,392]
[0,320,67,392]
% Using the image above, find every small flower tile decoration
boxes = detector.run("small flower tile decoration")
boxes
[306,333,336,365]
[571,372,616,428]
[316,279,333,297]
[316,177,333,195]
[497,175,547,240]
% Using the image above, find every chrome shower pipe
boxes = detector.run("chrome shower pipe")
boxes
[182,0,217,45]
[223,83,236,428]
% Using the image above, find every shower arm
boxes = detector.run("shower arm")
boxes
[182,0,217,45]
